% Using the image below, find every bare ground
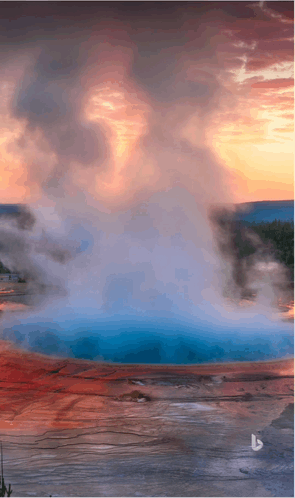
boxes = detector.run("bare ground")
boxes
[0,341,293,497]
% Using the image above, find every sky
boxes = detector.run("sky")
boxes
[0,1,293,207]
[0,1,293,362]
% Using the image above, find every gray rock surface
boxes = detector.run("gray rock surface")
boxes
[0,345,293,497]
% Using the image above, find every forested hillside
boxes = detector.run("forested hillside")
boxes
[246,220,294,277]
[0,261,10,274]
[0,220,293,280]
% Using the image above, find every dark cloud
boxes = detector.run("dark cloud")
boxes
[264,1,294,21]
[216,2,264,20]
[265,1,294,20]
[11,39,110,193]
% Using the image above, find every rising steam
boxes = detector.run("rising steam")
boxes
[0,2,293,361]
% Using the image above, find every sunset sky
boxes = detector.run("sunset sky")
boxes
[0,1,293,208]
[0,2,293,363]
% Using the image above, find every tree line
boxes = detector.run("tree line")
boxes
[245,219,294,278]
[0,219,293,278]
[0,262,10,274]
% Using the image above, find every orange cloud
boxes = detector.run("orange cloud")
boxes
[0,2,293,207]
[273,125,294,133]
[82,82,151,202]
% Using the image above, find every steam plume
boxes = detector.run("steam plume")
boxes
[0,2,293,361]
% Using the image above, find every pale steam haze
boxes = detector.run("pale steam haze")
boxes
[0,2,293,363]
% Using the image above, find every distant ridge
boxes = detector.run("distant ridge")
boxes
[0,204,22,215]
[235,200,294,223]
[238,200,293,206]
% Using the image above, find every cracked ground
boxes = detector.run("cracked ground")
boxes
[0,341,293,497]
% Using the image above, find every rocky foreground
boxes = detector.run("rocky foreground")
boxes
[0,341,293,497]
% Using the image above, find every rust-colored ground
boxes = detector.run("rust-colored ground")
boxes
[0,340,293,497]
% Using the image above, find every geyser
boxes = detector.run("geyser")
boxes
[0,188,293,363]
[0,1,293,363]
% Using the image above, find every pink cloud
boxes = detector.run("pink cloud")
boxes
[251,78,294,89]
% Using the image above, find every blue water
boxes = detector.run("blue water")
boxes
[2,200,293,365]
[236,200,294,224]
[4,316,293,364]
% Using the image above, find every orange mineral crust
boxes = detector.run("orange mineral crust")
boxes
[0,341,293,497]
[0,340,293,433]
